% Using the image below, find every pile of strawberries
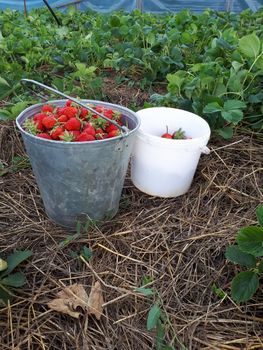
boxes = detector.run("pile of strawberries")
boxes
[23,100,124,142]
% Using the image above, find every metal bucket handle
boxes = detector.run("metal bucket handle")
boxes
[20,79,129,135]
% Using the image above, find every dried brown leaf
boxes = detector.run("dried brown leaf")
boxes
[56,283,89,309]
[47,283,89,318]
[47,298,81,318]
[87,281,104,320]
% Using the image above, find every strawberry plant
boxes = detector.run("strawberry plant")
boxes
[0,250,32,306]
[134,281,187,350]
[225,204,263,303]
[0,7,262,136]
[151,31,263,138]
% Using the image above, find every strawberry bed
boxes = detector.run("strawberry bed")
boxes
[0,6,263,350]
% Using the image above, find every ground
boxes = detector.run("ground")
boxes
[0,102,263,349]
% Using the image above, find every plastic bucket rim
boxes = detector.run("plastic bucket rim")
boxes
[136,126,211,148]
[135,107,210,147]
[16,99,141,144]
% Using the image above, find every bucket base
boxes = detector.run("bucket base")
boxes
[131,177,192,198]
[45,207,119,229]
[131,158,195,198]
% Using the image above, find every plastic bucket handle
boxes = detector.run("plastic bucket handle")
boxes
[200,146,210,154]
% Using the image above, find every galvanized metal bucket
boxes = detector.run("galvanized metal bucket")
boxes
[16,99,140,228]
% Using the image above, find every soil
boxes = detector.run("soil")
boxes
[0,115,263,349]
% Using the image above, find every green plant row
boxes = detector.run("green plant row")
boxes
[0,7,262,136]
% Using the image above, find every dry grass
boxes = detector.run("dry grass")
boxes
[0,120,263,350]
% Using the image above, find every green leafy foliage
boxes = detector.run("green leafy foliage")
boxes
[2,250,32,277]
[156,320,165,350]
[239,33,261,58]
[134,279,186,349]
[0,250,32,306]
[147,303,161,331]
[231,271,259,302]
[142,275,154,286]
[58,232,80,248]
[133,287,154,296]
[0,8,262,135]
[256,205,263,227]
[258,260,263,274]
[58,221,94,249]
[1,272,26,288]
[225,245,256,268]
[237,226,263,257]
[80,246,93,262]
[211,283,227,300]
[216,126,233,139]
[204,99,247,125]
[225,204,263,303]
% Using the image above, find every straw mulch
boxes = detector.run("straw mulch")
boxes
[0,120,263,350]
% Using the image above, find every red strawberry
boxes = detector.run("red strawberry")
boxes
[50,126,64,140]
[95,128,104,134]
[66,100,73,107]
[42,115,57,130]
[33,112,47,122]
[64,117,81,131]
[37,133,52,140]
[56,107,65,116]
[76,133,96,142]
[35,119,45,132]
[105,124,118,133]
[62,106,78,119]
[161,133,173,139]
[80,108,88,119]
[95,105,104,113]
[83,124,96,136]
[108,130,120,138]
[104,109,113,119]
[57,114,68,123]
[41,104,53,113]
[161,126,173,139]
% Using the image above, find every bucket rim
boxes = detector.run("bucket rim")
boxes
[135,107,211,148]
[136,130,210,150]
[16,99,141,145]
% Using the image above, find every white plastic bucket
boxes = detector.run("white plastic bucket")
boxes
[130,107,211,198]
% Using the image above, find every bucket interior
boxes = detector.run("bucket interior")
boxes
[16,99,140,141]
[136,107,210,140]
[121,114,138,130]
